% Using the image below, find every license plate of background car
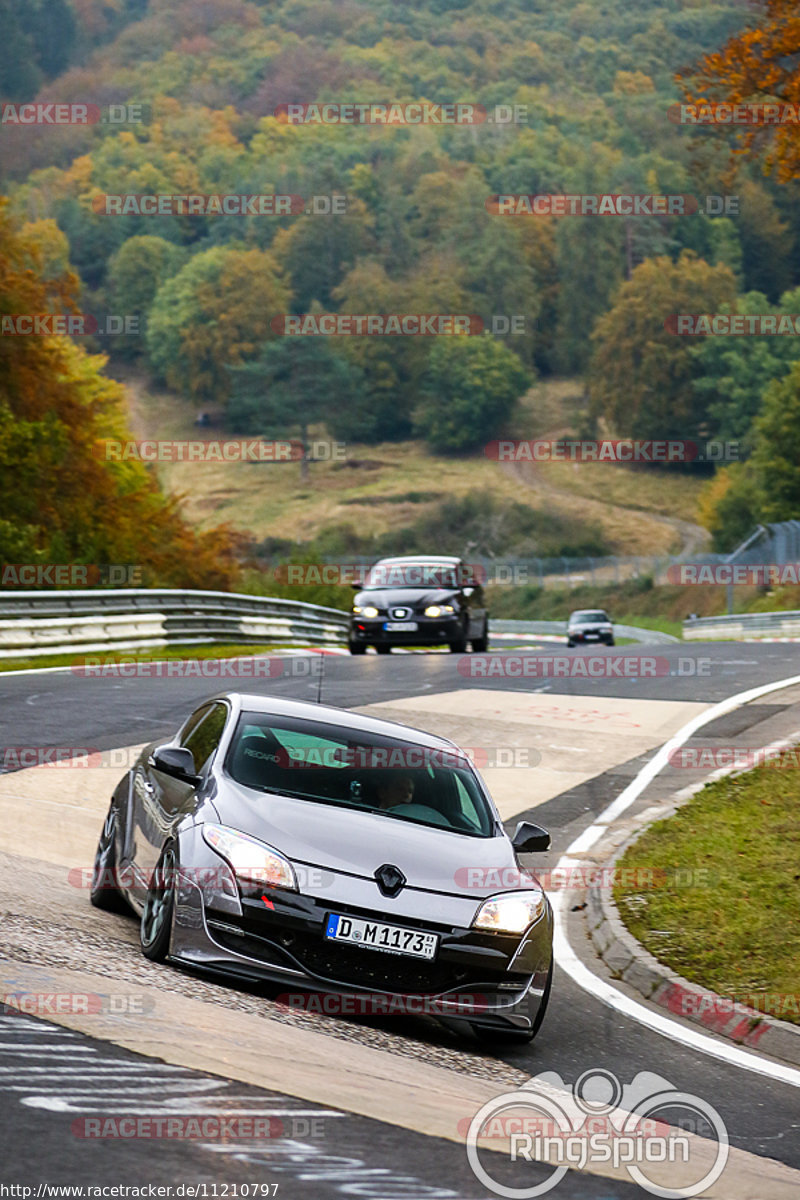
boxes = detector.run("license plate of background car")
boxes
[384,621,418,631]
[325,913,438,959]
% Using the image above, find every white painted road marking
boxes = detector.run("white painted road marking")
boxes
[553,671,800,1088]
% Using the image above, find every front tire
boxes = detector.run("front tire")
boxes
[90,802,128,913]
[471,620,489,653]
[450,620,469,653]
[140,844,177,962]
[349,640,366,655]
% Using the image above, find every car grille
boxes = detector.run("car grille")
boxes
[288,931,481,994]
[208,913,505,995]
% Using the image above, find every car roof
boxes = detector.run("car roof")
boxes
[371,555,461,565]
[214,692,462,753]
[569,609,608,618]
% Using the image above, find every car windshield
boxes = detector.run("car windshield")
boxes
[226,712,495,837]
[363,561,459,590]
[570,611,608,623]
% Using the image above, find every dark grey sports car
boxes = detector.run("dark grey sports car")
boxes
[91,693,553,1042]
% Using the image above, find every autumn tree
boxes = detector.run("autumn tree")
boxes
[414,335,532,454]
[228,338,365,480]
[589,251,737,441]
[698,354,800,547]
[0,198,240,587]
[678,1,800,182]
[147,245,289,406]
[108,236,187,326]
[689,290,799,446]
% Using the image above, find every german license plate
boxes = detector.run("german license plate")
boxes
[325,913,438,959]
[384,621,418,631]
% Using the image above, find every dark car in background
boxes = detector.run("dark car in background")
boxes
[348,555,488,654]
[90,693,553,1043]
[566,609,615,647]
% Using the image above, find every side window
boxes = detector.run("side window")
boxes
[178,705,213,747]
[183,703,228,773]
[452,774,490,833]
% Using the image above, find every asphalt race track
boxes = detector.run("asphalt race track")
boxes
[2,640,800,1198]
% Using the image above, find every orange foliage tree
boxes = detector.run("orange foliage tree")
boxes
[678,2,800,182]
[0,198,242,588]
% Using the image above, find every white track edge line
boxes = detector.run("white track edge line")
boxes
[552,670,800,1089]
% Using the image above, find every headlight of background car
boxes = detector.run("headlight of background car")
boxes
[354,605,380,618]
[203,824,297,894]
[472,889,546,934]
[424,604,455,617]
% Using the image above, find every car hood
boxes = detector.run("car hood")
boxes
[213,778,530,898]
[353,587,459,609]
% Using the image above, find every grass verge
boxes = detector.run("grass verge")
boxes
[0,643,324,674]
[614,761,800,1025]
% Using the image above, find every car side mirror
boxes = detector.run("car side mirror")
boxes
[463,586,474,597]
[511,821,550,853]
[151,746,201,785]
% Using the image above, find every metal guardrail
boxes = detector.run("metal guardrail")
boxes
[491,620,678,644]
[683,610,800,641]
[0,589,350,659]
[0,589,678,659]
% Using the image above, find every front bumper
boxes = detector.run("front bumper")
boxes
[169,835,553,1034]
[349,616,461,646]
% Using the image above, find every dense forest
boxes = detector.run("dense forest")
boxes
[3,0,800,578]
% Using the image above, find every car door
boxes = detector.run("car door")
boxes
[130,701,228,900]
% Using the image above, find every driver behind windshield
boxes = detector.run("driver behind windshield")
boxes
[375,774,415,809]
